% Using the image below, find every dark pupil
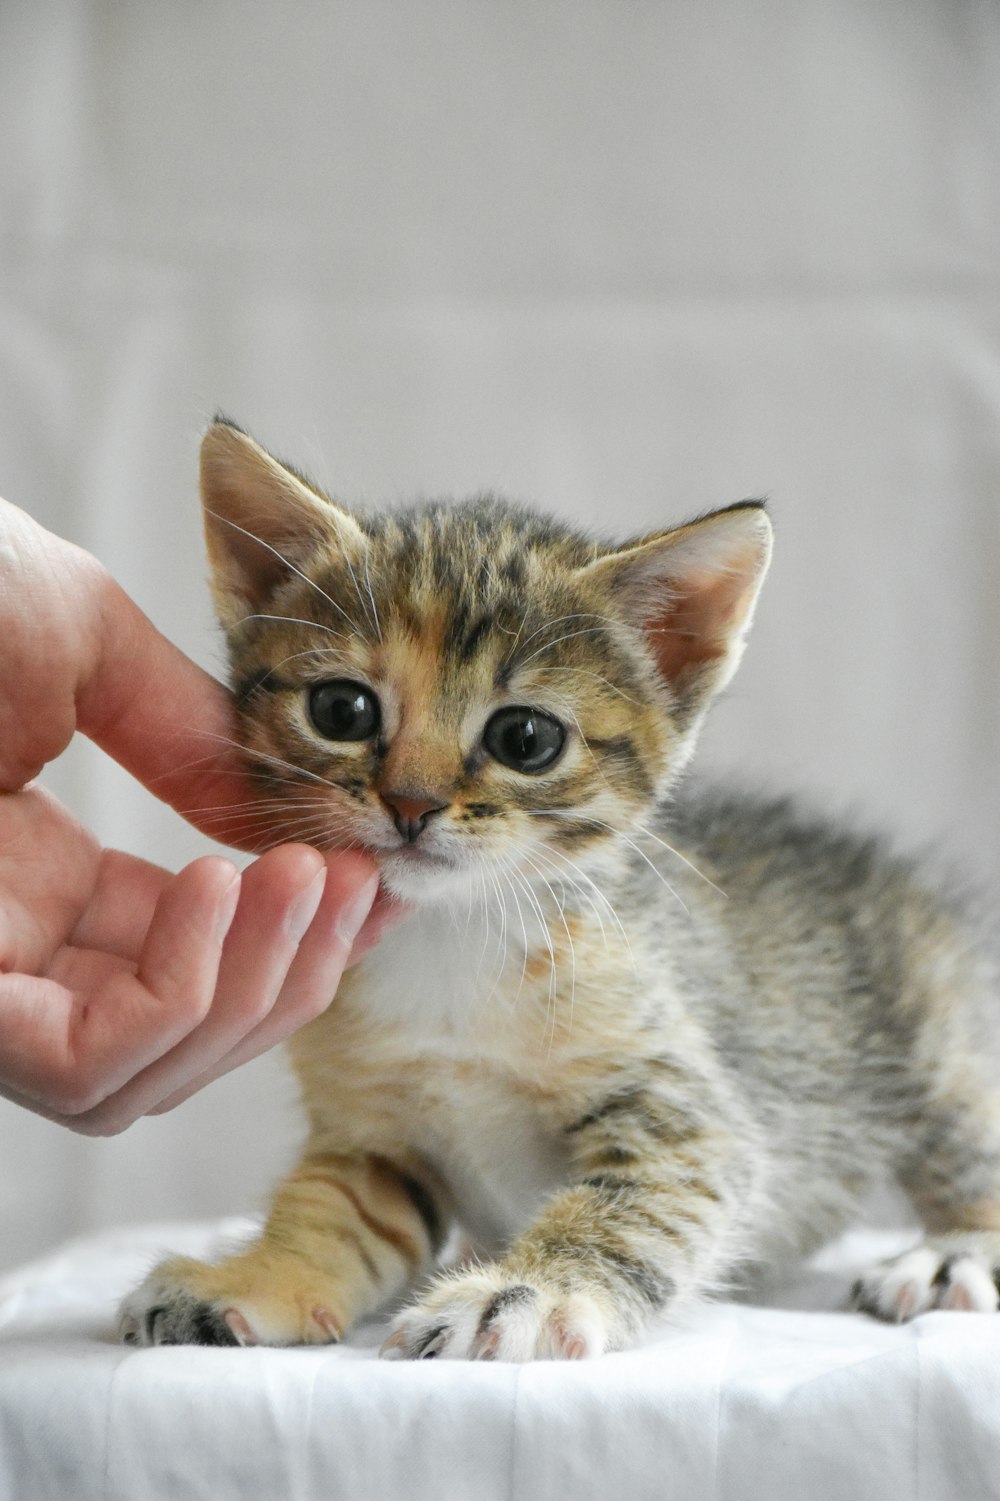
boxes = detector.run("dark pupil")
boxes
[308,681,380,741]
[485,707,564,773]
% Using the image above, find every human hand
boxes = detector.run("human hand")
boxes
[0,497,393,1131]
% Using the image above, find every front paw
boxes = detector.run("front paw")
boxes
[380,1268,609,1361]
[119,1255,345,1348]
[852,1238,1000,1322]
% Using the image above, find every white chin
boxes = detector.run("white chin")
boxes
[378,852,473,905]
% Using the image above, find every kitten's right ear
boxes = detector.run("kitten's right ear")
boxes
[200,419,366,628]
[581,500,773,731]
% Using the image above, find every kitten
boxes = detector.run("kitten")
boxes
[121,420,1000,1358]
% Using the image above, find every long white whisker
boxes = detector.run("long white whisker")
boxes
[474,864,494,990]
[628,822,728,898]
[342,549,377,640]
[515,625,621,669]
[537,797,725,901]
[508,865,557,1028]
[362,546,382,643]
[194,731,338,791]
[523,809,691,917]
[257,646,356,678]
[479,863,514,1010]
[528,844,609,949]
[521,852,576,1044]
[528,665,642,707]
[235,613,348,641]
[205,509,364,636]
[500,867,531,1012]
[508,612,622,656]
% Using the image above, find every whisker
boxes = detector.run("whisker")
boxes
[523,809,692,917]
[258,646,356,678]
[628,822,728,899]
[528,665,642,707]
[506,612,621,657]
[500,867,531,1012]
[204,509,367,638]
[507,864,557,1016]
[363,546,383,643]
[342,549,378,641]
[193,729,339,790]
[521,851,576,1044]
[507,863,560,1043]
[535,796,726,901]
[235,613,348,641]
[514,625,622,670]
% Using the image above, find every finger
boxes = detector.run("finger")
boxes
[0,857,241,1117]
[75,578,259,842]
[150,850,379,1111]
[77,844,331,1128]
[346,884,407,965]
[68,848,171,960]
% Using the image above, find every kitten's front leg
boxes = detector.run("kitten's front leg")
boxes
[384,1079,751,1360]
[121,1150,447,1347]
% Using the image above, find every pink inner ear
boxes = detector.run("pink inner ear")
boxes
[644,557,759,686]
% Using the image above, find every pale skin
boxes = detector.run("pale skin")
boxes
[0,496,395,1137]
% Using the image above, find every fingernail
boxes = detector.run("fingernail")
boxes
[334,873,379,948]
[215,873,241,944]
[286,866,327,943]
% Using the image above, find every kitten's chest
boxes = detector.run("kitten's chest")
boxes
[329,905,628,1246]
[415,1067,571,1250]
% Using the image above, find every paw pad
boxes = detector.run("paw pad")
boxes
[381,1273,608,1361]
[853,1243,1000,1322]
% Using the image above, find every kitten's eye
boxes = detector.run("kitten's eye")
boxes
[483,706,566,774]
[307,680,381,741]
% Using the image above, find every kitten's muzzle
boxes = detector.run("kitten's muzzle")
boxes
[379,791,449,844]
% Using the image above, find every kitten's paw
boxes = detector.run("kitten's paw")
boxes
[119,1255,345,1348]
[852,1239,1000,1322]
[380,1268,609,1361]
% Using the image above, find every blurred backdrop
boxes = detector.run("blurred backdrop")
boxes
[1,0,998,1272]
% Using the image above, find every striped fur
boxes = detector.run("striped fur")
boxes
[121,423,1000,1356]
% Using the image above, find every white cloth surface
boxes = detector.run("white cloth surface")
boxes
[1,1221,997,1501]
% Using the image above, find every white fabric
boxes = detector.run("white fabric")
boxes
[1,1221,997,1501]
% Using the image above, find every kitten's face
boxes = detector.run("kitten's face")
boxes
[201,423,771,905]
[226,507,678,902]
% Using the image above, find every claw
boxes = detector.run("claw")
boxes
[223,1308,258,1346]
[379,1328,409,1359]
[312,1307,342,1342]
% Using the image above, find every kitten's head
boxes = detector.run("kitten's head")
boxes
[201,420,771,903]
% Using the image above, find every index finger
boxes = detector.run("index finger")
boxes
[74,575,278,850]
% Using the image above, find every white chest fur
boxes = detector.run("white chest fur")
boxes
[352,902,572,1249]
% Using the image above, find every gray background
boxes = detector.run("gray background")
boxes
[1,0,998,1272]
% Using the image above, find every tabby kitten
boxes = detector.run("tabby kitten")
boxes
[121,420,1000,1358]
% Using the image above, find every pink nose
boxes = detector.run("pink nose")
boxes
[380,792,449,844]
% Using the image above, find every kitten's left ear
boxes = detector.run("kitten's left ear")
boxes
[583,501,773,724]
